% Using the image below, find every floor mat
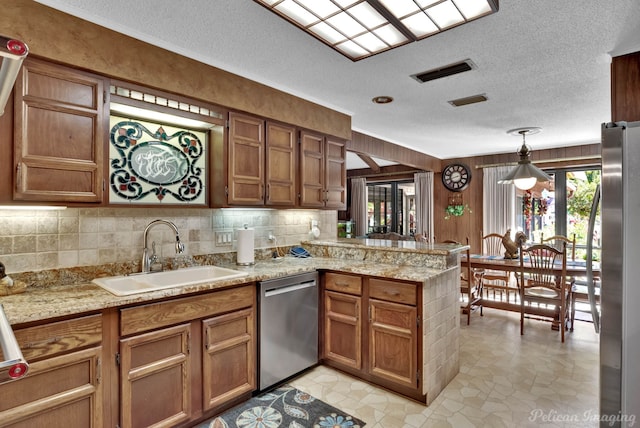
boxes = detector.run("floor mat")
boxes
[194,384,365,428]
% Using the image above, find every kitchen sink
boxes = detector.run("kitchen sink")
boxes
[92,265,249,296]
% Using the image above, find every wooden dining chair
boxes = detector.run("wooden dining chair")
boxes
[519,242,571,342]
[480,232,514,302]
[541,233,576,261]
[444,238,484,325]
[541,233,592,331]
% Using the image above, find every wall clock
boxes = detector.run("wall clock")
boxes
[442,163,471,192]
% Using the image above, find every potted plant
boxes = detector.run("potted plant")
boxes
[444,193,472,220]
[444,203,472,220]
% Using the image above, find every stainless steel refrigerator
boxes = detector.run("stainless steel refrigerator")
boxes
[601,121,640,426]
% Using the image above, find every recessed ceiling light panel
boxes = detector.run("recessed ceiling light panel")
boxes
[426,1,465,29]
[254,0,498,61]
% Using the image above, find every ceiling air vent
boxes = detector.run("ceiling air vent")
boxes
[411,60,475,83]
[448,93,488,107]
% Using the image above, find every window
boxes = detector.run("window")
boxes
[366,181,415,235]
[517,168,601,261]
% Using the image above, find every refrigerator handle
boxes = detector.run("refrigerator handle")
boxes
[586,184,601,333]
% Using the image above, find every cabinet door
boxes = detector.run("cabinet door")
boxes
[13,58,105,202]
[228,112,264,205]
[202,307,256,411]
[323,290,362,369]
[265,122,296,206]
[0,346,103,427]
[299,131,346,208]
[120,324,191,428]
[368,299,418,389]
[299,130,325,207]
[324,137,346,209]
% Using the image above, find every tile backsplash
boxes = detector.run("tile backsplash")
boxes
[0,207,336,274]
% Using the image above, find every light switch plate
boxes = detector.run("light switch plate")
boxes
[215,230,233,246]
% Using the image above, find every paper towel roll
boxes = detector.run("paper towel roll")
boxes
[236,228,255,265]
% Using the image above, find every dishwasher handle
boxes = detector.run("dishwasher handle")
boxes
[263,280,317,298]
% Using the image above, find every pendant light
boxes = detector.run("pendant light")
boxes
[498,127,551,190]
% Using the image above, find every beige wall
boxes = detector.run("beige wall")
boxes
[0,207,337,274]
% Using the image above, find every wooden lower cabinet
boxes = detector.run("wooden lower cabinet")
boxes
[322,272,422,399]
[118,285,257,427]
[324,290,361,369]
[119,324,192,428]
[0,313,103,428]
[202,308,255,411]
[368,299,417,389]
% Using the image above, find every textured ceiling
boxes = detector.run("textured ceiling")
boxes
[36,0,640,163]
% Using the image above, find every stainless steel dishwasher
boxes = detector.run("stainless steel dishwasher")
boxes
[258,271,318,391]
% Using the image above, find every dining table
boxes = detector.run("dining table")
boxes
[461,253,600,329]
[462,253,600,276]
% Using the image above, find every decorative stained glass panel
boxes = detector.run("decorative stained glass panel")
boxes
[109,115,207,205]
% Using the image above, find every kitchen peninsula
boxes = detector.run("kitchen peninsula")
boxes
[0,239,465,425]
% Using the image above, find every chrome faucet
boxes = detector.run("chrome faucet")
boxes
[141,219,185,273]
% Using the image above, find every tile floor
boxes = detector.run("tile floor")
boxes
[289,308,600,428]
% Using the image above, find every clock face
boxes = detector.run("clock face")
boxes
[442,163,471,192]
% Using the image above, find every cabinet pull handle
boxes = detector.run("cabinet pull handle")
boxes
[96,357,102,385]
[15,163,21,191]
[355,303,359,320]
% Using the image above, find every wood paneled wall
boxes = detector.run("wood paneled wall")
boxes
[348,132,440,171]
[344,143,600,253]
[435,144,601,253]
[0,0,351,140]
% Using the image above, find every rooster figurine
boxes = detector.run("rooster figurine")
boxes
[501,229,527,259]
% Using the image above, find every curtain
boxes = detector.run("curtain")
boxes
[482,166,516,245]
[414,172,434,240]
[351,178,368,237]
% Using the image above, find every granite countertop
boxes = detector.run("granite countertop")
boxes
[303,238,469,255]
[1,255,448,326]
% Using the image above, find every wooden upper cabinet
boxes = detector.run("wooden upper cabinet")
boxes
[228,112,265,205]
[300,130,346,209]
[299,131,325,207]
[227,112,296,206]
[265,122,296,206]
[13,58,106,202]
[612,52,640,122]
[325,137,347,209]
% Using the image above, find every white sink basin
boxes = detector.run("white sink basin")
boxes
[93,266,249,296]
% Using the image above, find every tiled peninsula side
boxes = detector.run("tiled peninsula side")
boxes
[302,239,465,405]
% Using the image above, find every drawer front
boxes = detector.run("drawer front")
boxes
[369,278,417,305]
[120,284,255,336]
[14,314,102,362]
[324,272,362,296]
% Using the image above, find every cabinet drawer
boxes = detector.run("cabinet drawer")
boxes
[369,278,417,306]
[324,272,362,295]
[121,284,255,336]
[13,314,102,361]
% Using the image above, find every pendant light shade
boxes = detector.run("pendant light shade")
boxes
[498,128,551,190]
